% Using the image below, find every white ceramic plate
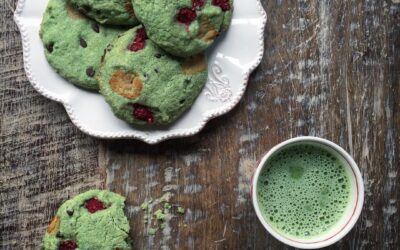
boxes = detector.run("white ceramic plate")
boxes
[14,0,267,144]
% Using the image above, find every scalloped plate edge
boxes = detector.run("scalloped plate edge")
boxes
[13,0,267,144]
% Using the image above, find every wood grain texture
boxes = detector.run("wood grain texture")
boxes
[1,0,399,249]
[0,1,102,249]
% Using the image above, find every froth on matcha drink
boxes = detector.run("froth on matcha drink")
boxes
[257,144,351,240]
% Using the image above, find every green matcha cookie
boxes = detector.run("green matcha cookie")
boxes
[132,0,234,57]
[98,26,208,126]
[39,0,125,90]
[68,0,139,26]
[42,190,132,250]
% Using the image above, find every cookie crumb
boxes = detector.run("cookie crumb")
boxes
[148,228,158,235]
[141,202,149,211]
[154,209,166,221]
[164,203,172,210]
[177,207,185,214]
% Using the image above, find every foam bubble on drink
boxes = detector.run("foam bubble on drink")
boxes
[257,144,351,239]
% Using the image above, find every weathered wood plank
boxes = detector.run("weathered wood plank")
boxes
[0,1,102,249]
[100,1,399,249]
[0,0,399,249]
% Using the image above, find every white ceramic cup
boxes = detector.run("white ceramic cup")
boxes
[251,136,364,249]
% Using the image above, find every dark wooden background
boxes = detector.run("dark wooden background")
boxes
[1,0,399,249]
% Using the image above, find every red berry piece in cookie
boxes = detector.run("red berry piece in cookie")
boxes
[128,27,148,52]
[192,0,205,9]
[84,198,107,213]
[59,240,77,250]
[212,0,231,11]
[176,8,197,25]
[133,104,154,124]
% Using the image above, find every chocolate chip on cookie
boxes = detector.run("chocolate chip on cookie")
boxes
[45,42,54,53]
[91,23,100,33]
[86,67,95,77]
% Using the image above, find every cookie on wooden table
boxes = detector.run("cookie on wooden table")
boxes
[98,26,208,126]
[68,0,139,26]
[39,0,125,90]
[132,0,234,57]
[42,190,132,250]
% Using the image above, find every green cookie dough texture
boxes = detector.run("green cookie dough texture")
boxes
[98,26,208,126]
[68,0,139,26]
[132,0,233,57]
[42,190,132,250]
[39,0,124,90]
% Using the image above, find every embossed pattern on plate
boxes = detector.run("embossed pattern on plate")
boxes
[14,0,267,143]
[205,63,232,102]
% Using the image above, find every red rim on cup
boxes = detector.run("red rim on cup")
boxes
[251,136,364,249]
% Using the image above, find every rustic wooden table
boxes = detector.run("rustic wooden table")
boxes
[1,0,399,249]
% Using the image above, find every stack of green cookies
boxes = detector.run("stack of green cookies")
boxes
[40,0,234,126]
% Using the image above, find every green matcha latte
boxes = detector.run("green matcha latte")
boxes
[256,144,352,240]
